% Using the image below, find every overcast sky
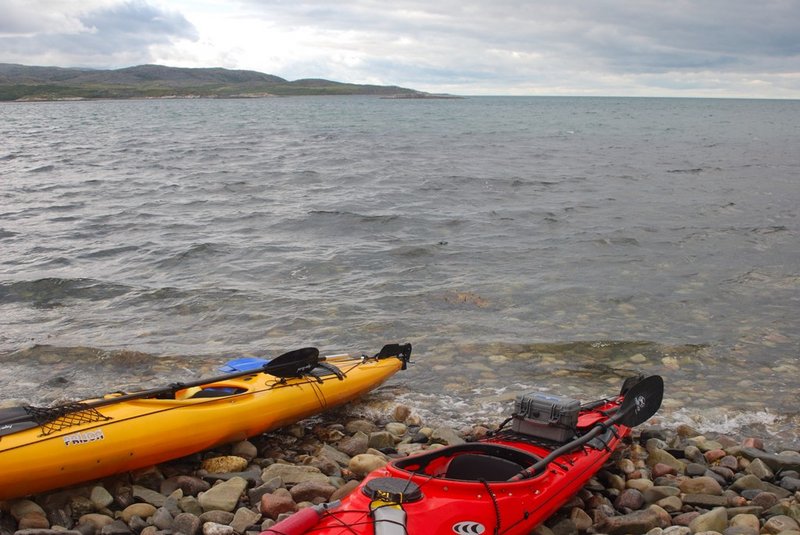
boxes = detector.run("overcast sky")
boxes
[2,0,799,98]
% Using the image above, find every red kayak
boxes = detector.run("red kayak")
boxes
[262,375,663,535]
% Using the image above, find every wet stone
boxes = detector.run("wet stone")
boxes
[198,477,248,512]
[230,507,261,534]
[260,489,296,520]
[231,441,258,462]
[172,513,201,535]
[100,519,133,535]
[89,487,114,510]
[750,491,779,509]
[132,486,167,507]
[679,476,723,495]
[198,511,235,525]
[781,476,800,492]
[162,476,212,497]
[615,489,645,511]
[120,504,156,524]
[151,508,173,531]
[367,431,395,450]
[688,507,728,534]
[336,432,369,457]
[431,426,464,446]
[344,420,377,435]
[201,456,249,474]
[763,515,800,534]
[202,522,234,535]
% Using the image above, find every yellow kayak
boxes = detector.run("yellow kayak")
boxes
[0,343,411,500]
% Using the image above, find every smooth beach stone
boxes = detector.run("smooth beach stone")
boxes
[431,426,464,446]
[569,507,592,531]
[10,500,46,520]
[385,422,407,436]
[132,485,167,507]
[655,496,683,513]
[615,489,645,511]
[18,512,50,530]
[688,507,728,534]
[151,507,173,531]
[344,420,377,435]
[643,486,680,503]
[762,515,800,534]
[288,481,336,503]
[367,431,395,450]
[731,474,766,492]
[231,441,258,462]
[230,507,261,534]
[90,486,114,510]
[348,453,388,477]
[729,514,761,531]
[201,456,249,474]
[179,496,204,516]
[79,513,115,530]
[198,477,248,512]
[202,522,235,535]
[682,493,728,508]
[678,476,723,495]
[100,519,134,535]
[392,405,411,423]
[330,480,360,502]
[260,489,296,520]
[260,464,328,486]
[336,432,369,457]
[120,504,157,523]
[596,506,669,535]
[744,458,774,480]
[626,478,655,492]
[317,444,352,467]
[172,513,202,535]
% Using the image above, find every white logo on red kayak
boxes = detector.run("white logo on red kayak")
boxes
[453,521,485,535]
[63,429,105,446]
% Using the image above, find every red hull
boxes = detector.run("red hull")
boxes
[275,398,631,535]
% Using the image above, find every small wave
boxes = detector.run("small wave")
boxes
[666,168,703,174]
[0,229,18,239]
[155,243,229,268]
[309,210,399,224]
[0,278,131,306]
[28,164,55,173]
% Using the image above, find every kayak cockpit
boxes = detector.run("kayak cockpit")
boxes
[393,443,542,482]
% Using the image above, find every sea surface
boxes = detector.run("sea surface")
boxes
[1,96,798,448]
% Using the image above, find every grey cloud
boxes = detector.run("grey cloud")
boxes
[241,0,800,75]
[0,0,197,66]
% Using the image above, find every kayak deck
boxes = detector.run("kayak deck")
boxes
[0,350,409,500]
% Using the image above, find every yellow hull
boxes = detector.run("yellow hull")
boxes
[0,354,404,500]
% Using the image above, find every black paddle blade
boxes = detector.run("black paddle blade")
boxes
[617,375,664,428]
[0,419,39,437]
[265,347,320,378]
[375,343,412,360]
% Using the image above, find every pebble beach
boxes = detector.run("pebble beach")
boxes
[2,404,800,535]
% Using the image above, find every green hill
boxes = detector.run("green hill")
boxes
[0,64,427,101]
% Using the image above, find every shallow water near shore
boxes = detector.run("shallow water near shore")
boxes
[1,96,798,448]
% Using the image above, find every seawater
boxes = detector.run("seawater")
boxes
[1,96,798,447]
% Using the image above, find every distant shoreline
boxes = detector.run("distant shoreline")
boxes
[0,63,463,102]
